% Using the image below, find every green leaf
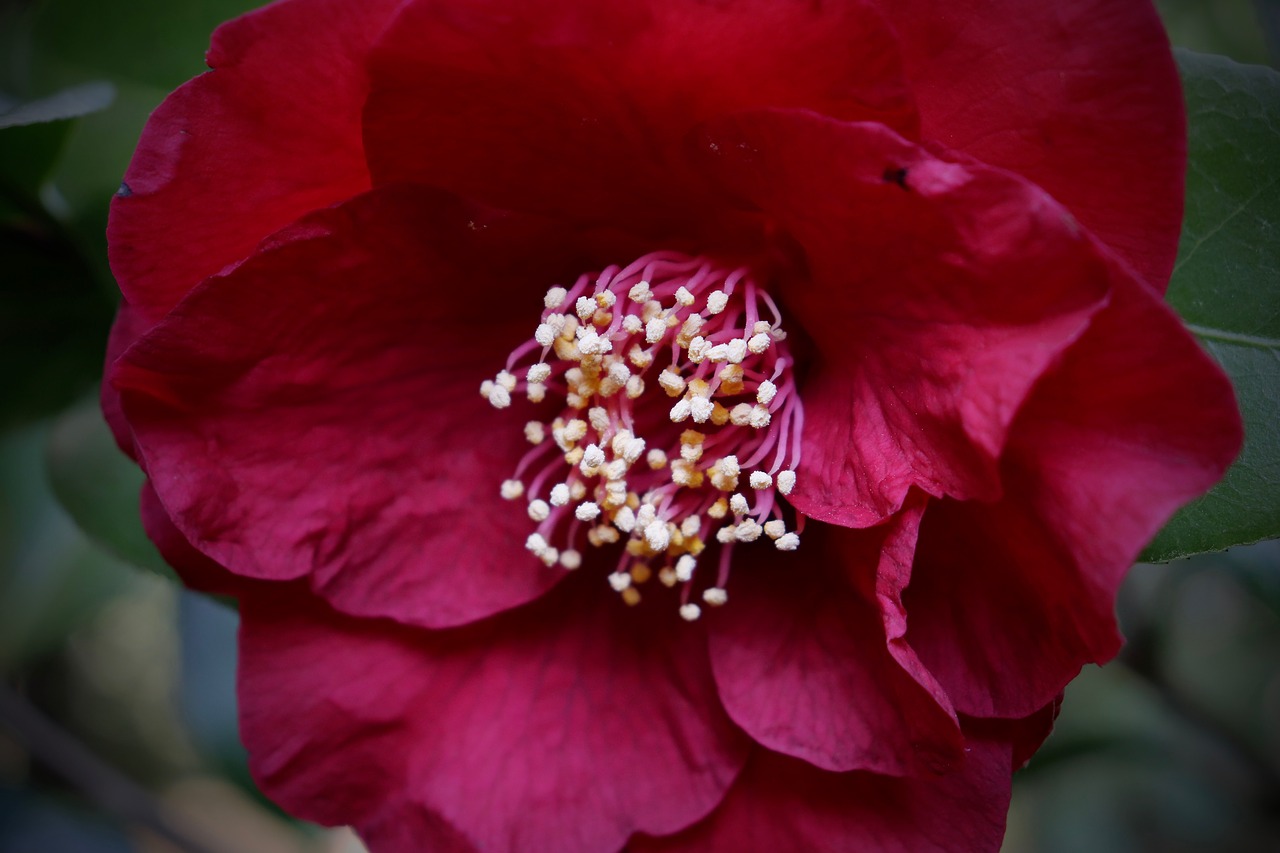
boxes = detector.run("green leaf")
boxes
[0,80,114,129]
[45,397,174,580]
[1144,50,1280,562]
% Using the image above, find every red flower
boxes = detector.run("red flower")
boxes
[104,1,1241,850]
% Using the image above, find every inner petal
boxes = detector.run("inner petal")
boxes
[485,251,806,619]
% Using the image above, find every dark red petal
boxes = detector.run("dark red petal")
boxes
[697,111,1109,526]
[113,186,588,629]
[237,577,750,853]
[708,503,962,776]
[101,301,151,458]
[905,273,1242,718]
[873,0,1185,291]
[634,738,1011,852]
[108,0,401,325]
[363,0,915,248]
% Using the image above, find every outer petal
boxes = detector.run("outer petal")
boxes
[696,110,1109,525]
[108,0,402,325]
[708,503,962,776]
[237,577,750,853]
[362,0,916,248]
[634,738,1011,853]
[113,186,593,629]
[874,0,1185,289]
[904,271,1242,718]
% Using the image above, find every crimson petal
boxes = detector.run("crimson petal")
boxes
[237,578,750,853]
[696,110,1109,526]
[905,272,1242,718]
[113,186,591,629]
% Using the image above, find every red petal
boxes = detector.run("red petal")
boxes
[708,504,962,775]
[697,111,1109,526]
[634,738,1011,852]
[108,0,401,325]
[873,0,1185,290]
[237,578,749,853]
[905,272,1242,718]
[113,186,588,629]
[363,0,915,248]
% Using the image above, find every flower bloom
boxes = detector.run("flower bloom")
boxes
[104,0,1241,850]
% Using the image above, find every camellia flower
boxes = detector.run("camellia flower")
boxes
[103,0,1242,850]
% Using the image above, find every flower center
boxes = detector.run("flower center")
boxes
[483,250,804,621]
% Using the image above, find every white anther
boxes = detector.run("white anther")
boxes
[690,396,713,423]
[670,398,692,422]
[647,449,668,469]
[560,549,582,570]
[628,345,653,369]
[749,471,773,490]
[636,503,657,529]
[622,437,646,463]
[587,408,609,436]
[581,444,606,473]
[525,533,548,554]
[608,361,631,384]
[756,380,777,406]
[729,493,750,516]
[608,572,633,592]
[604,459,628,481]
[628,281,653,303]
[614,505,637,533]
[658,567,678,587]
[576,501,602,522]
[488,384,512,408]
[622,314,643,334]
[748,405,772,429]
[576,327,611,354]
[625,375,645,399]
[501,479,524,500]
[658,368,686,397]
[495,371,517,392]
[753,321,772,335]
[680,516,701,537]
[734,518,763,542]
[715,525,736,543]
[526,383,546,403]
[539,547,559,567]
[679,603,702,622]
[776,470,797,495]
[717,456,740,478]
[524,421,546,444]
[675,554,697,583]
[775,532,801,551]
[535,323,557,347]
[549,483,570,506]
[702,588,728,606]
[687,336,711,362]
[706,343,730,362]
[674,286,695,306]
[645,520,671,552]
[527,499,550,522]
[679,442,703,462]
[726,339,748,364]
[576,296,596,321]
[526,363,551,384]
[645,316,667,344]
[544,286,568,309]
[570,481,588,500]
[747,333,772,354]
[563,420,588,443]
[597,290,617,308]
[763,520,787,539]
[706,290,729,314]
[680,314,704,338]
[595,524,620,544]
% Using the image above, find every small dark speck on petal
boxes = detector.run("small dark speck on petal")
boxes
[882,166,910,190]
[116,182,133,198]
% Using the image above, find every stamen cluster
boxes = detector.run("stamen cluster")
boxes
[482,251,804,620]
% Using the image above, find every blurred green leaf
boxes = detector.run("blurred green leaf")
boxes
[0,80,114,129]
[0,424,136,672]
[30,0,263,91]
[1144,51,1280,562]
[45,398,173,580]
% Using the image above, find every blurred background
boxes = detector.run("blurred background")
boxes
[0,1,1276,851]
